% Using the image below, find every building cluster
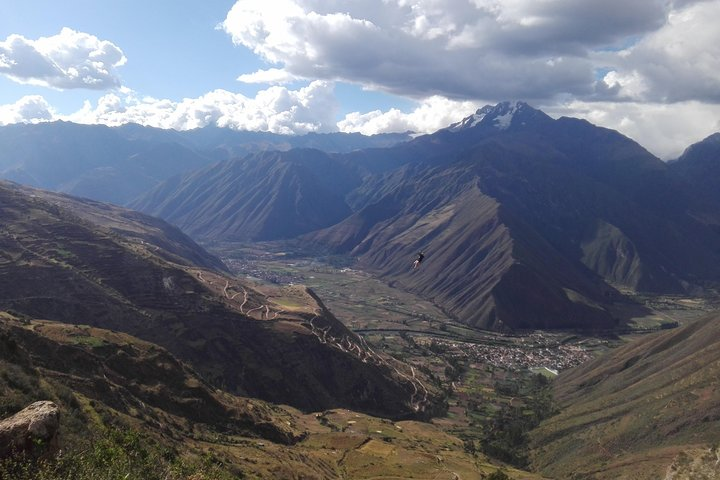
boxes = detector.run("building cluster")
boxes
[427,333,598,372]
[224,257,303,285]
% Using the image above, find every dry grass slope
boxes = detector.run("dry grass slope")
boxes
[530,313,720,479]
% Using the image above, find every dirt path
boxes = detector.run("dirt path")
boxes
[195,268,432,413]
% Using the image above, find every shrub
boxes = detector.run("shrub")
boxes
[0,428,237,480]
[486,468,510,480]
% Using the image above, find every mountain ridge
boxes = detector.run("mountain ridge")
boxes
[0,121,412,205]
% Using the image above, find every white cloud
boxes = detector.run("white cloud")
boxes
[0,28,126,90]
[237,68,299,84]
[595,1,720,102]
[1,0,718,163]
[2,86,716,161]
[62,80,339,134]
[215,0,720,158]
[0,95,55,125]
[220,0,708,102]
[338,96,480,135]
[543,100,720,159]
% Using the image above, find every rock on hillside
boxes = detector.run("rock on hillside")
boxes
[0,401,60,458]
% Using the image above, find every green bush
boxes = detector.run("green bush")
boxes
[0,428,238,480]
[486,468,510,480]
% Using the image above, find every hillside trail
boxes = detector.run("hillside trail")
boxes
[195,267,431,412]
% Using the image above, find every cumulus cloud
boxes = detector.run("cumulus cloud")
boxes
[220,0,710,103]
[237,68,299,84]
[596,1,720,103]
[0,96,55,125]
[338,96,480,135]
[0,28,126,89]
[63,80,339,134]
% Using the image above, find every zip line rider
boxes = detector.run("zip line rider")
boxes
[412,251,425,269]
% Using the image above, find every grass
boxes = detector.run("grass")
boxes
[68,335,108,348]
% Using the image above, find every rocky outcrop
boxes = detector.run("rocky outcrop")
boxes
[0,401,60,458]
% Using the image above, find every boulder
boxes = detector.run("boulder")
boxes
[0,401,60,458]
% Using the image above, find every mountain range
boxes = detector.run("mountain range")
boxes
[130,102,720,331]
[0,122,411,206]
[130,148,360,241]
[2,104,720,478]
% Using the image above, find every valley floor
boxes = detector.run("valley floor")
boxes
[211,241,720,477]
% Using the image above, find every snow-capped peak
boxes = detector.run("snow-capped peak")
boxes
[447,110,487,132]
[446,101,530,132]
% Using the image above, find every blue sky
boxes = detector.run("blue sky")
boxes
[0,2,233,107]
[0,1,413,116]
[2,0,720,158]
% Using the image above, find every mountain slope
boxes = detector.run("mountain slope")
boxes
[124,102,720,331]
[0,313,301,445]
[310,102,720,329]
[131,149,359,241]
[669,132,720,224]
[339,102,720,294]
[530,313,720,479]
[2,312,521,479]
[0,122,411,205]
[0,122,213,205]
[311,144,623,330]
[0,180,438,418]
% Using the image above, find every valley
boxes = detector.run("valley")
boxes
[2,103,720,478]
[213,240,720,473]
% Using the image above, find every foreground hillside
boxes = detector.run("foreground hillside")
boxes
[0,180,439,418]
[530,313,720,479]
[1,312,540,479]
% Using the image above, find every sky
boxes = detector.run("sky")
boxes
[1,0,719,159]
